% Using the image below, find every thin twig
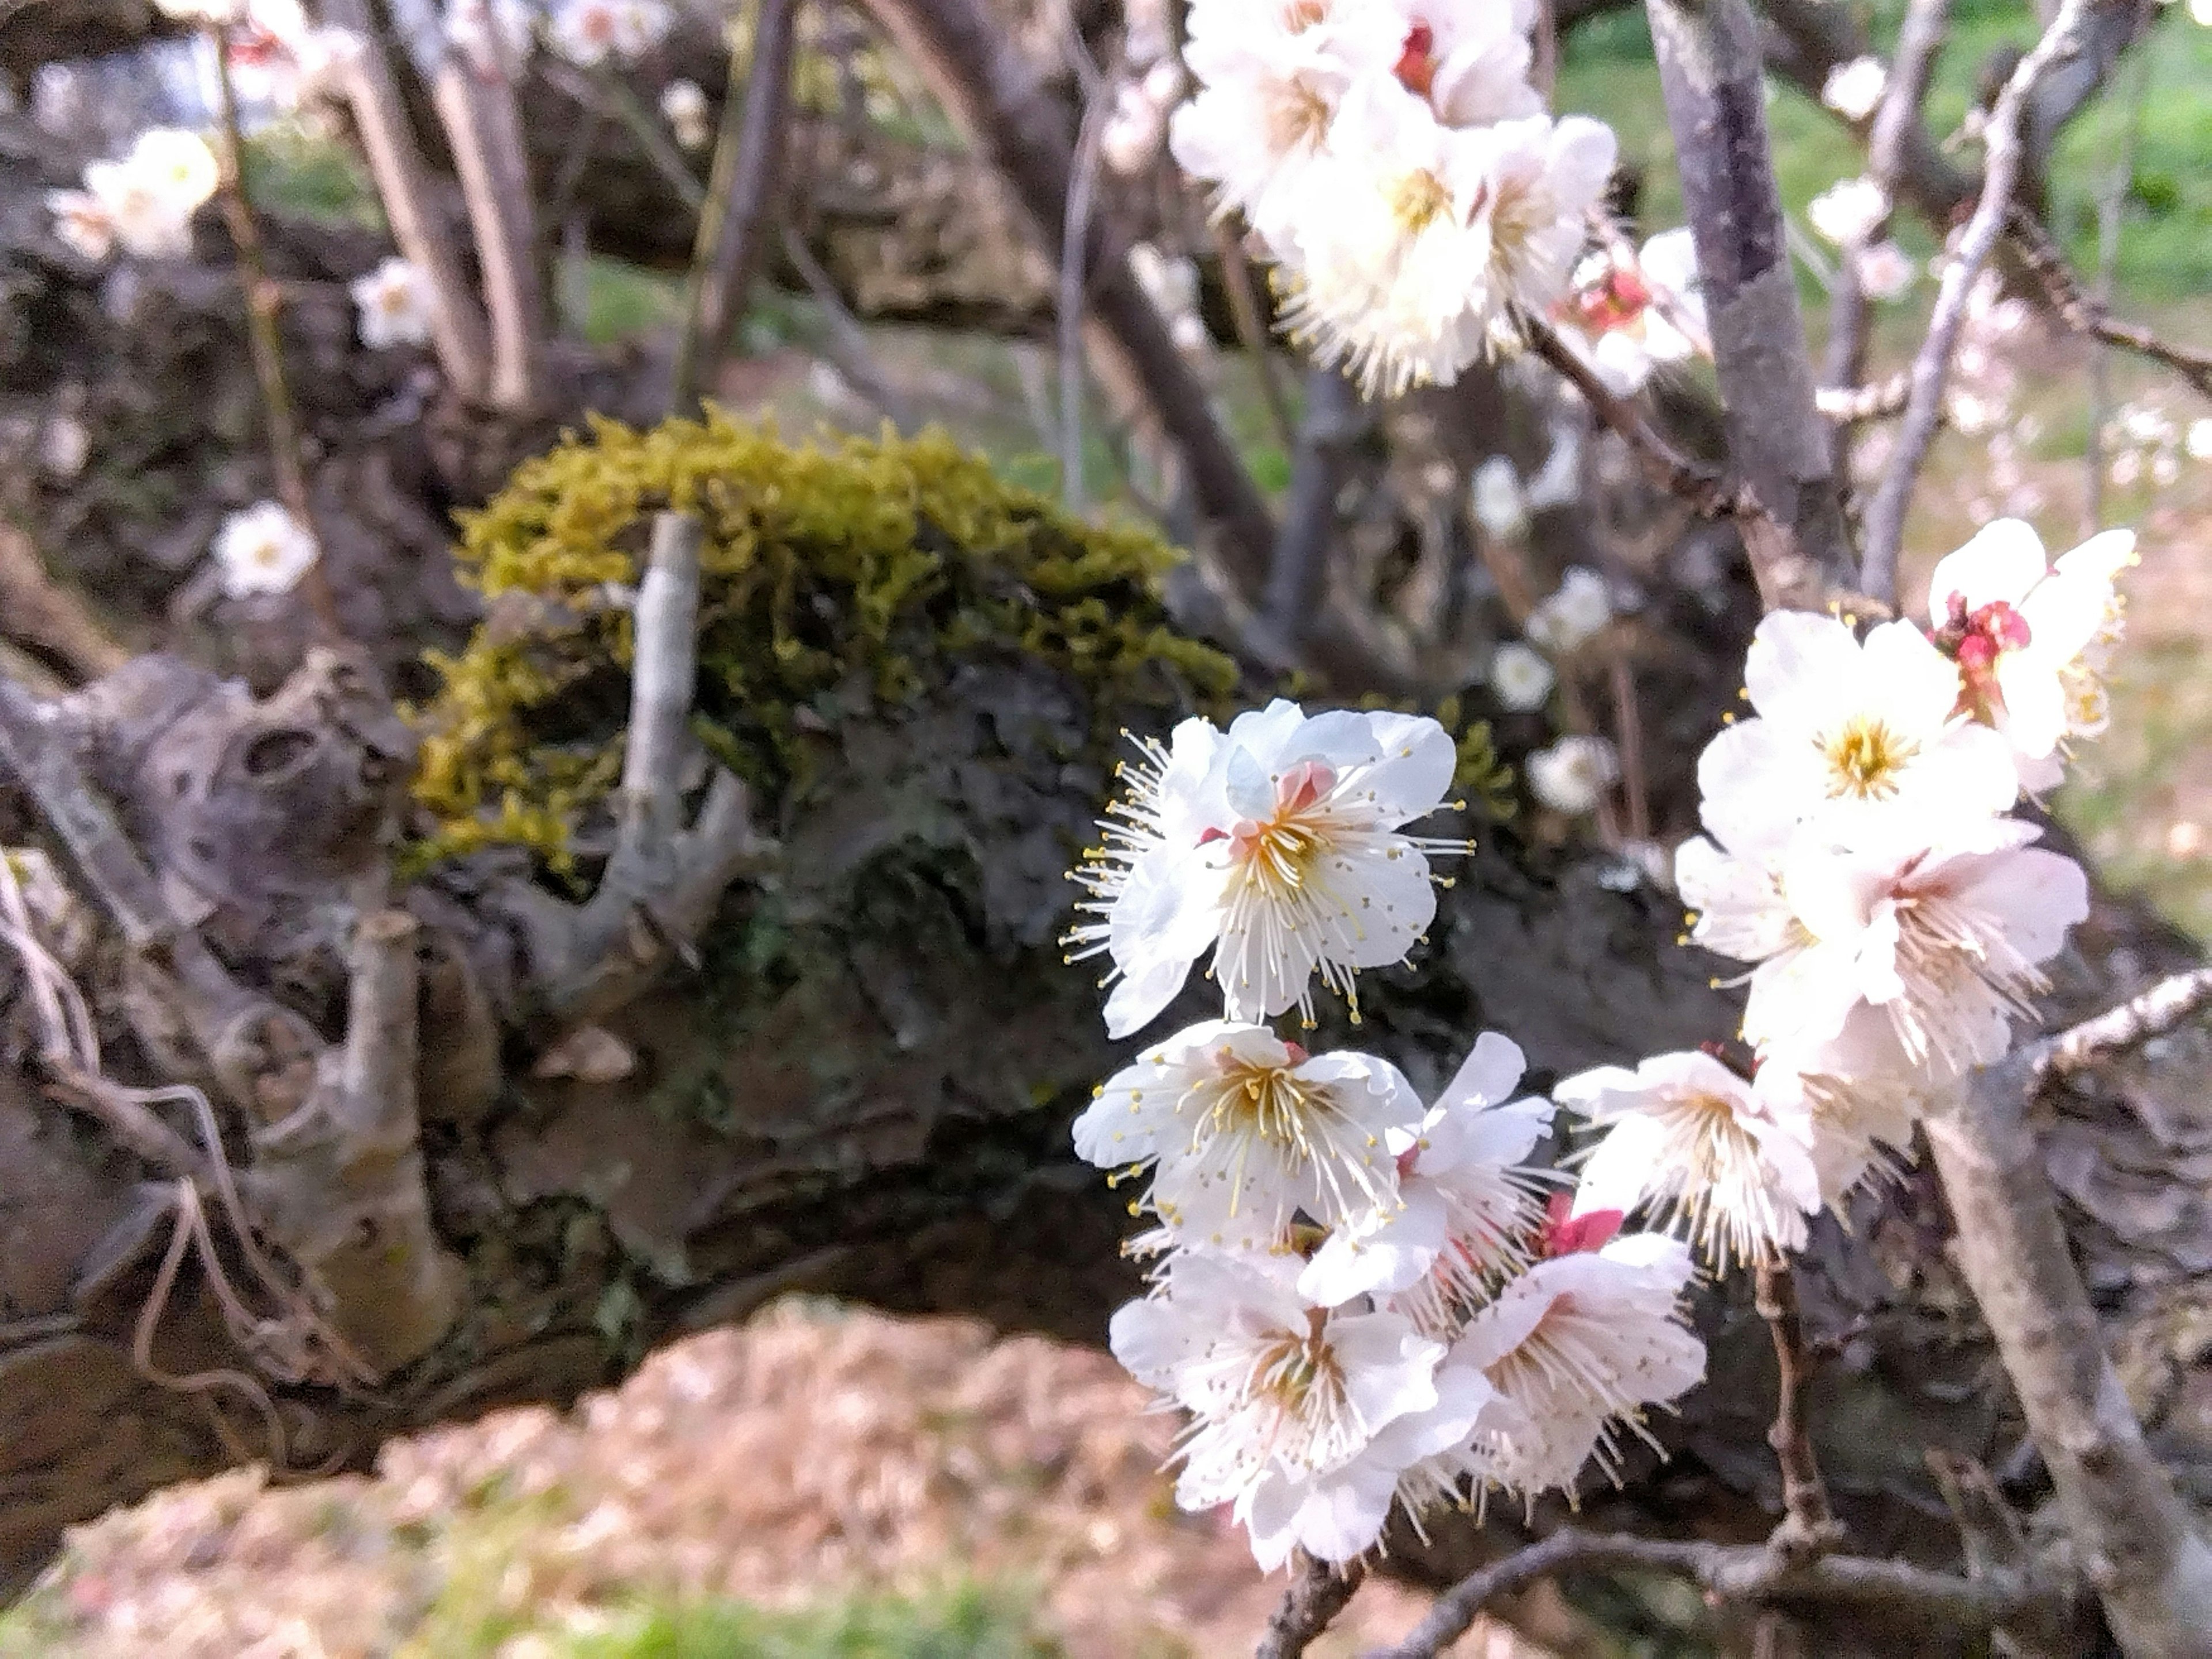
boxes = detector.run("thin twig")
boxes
[1212,221,1297,453]
[2033,966,2212,1082]
[1859,0,2091,605]
[1058,84,1112,512]
[431,33,549,411]
[2006,206,2212,402]
[1366,1527,2055,1659]
[779,226,920,430]
[205,24,342,635]
[1256,1552,1366,1659]
[1817,373,1913,424]
[1524,316,1754,521]
[1754,1262,1842,1555]
[1609,653,1650,844]
[1821,0,1950,479]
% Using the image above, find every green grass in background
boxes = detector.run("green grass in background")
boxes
[1555,0,2212,312]
[552,1583,1060,1659]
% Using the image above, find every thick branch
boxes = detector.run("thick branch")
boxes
[1256,1553,1366,1659]
[1642,0,1856,594]
[1861,2,2096,602]
[854,0,1279,590]
[1367,1527,2058,1659]
[2037,966,2212,1081]
[1924,1036,2212,1656]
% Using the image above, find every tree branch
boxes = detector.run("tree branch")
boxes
[1256,1552,1366,1659]
[320,0,491,401]
[671,0,798,416]
[1755,1262,1842,1554]
[431,38,549,412]
[1820,0,1950,479]
[1365,1527,2059,1659]
[854,0,1279,590]
[1642,0,1857,596]
[2036,966,2212,1081]
[1923,1024,2212,1654]
[1859,0,2091,606]
[2005,206,2212,400]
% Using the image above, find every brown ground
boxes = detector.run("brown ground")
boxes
[3,1301,1548,1658]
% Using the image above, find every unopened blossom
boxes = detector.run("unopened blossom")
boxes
[1925,519,2135,788]
[350,256,436,350]
[1857,239,1916,301]
[1524,566,1611,653]
[1445,1229,1704,1499]
[1821,56,1887,122]
[1287,98,1618,397]
[1695,609,2020,857]
[214,502,319,599]
[1110,1252,1488,1569]
[1555,1050,1819,1271]
[1679,816,2089,1076]
[45,190,116,261]
[1558,229,1705,391]
[1528,735,1618,816]
[1067,700,1466,1036]
[1487,641,1553,711]
[1808,175,1887,247]
[1300,1031,1556,1324]
[1073,1019,1423,1249]
[661,78,710,150]
[1470,458,1531,542]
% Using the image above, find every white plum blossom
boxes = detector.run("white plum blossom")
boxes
[66,128,220,262]
[1300,1032,1555,1324]
[154,0,247,20]
[1071,1020,1424,1249]
[213,502,319,599]
[1524,566,1612,653]
[350,256,436,350]
[1470,456,1530,542]
[1528,734,1618,816]
[1857,239,1916,301]
[1925,519,2135,789]
[2187,418,2212,461]
[44,190,116,261]
[1679,816,2089,1076]
[1447,1229,1705,1499]
[1757,1006,1932,1206]
[1487,641,1554,711]
[1067,700,1467,1036]
[447,0,535,73]
[1695,609,2020,858]
[550,0,666,64]
[1110,1251,1491,1569]
[1555,1050,1819,1271]
[1808,175,1887,247]
[661,78,711,150]
[1820,56,1887,122]
[1557,228,1707,393]
[1286,99,1618,397]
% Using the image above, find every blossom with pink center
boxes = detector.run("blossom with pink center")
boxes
[1072,1020,1424,1249]
[1925,518,2135,788]
[1066,700,1466,1037]
[1298,1031,1555,1324]
[1555,1048,1819,1271]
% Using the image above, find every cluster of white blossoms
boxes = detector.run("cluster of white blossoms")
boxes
[1559,521,2135,1271]
[1170,0,1616,398]
[46,129,219,263]
[1069,702,1705,1569]
[214,502,319,599]
[548,0,672,66]
[350,256,436,350]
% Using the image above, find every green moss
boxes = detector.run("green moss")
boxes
[410,416,1237,868]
